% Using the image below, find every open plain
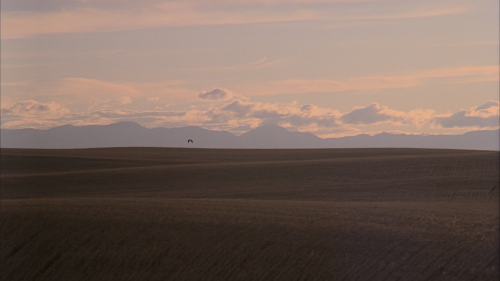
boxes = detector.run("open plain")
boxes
[1,147,498,280]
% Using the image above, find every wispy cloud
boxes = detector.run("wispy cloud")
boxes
[1,3,317,39]
[1,100,69,116]
[1,100,71,129]
[118,96,132,105]
[236,65,499,96]
[0,102,187,130]
[1,0,469,39]
[4,65,495,111]
[147,97,160,102]
[172,57,281,73]
[344,6,466,21]
[57,78,143,98]
[421,66,500,83]
[16,77,199,104]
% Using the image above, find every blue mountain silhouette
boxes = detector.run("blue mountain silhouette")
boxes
[1,121,498,150]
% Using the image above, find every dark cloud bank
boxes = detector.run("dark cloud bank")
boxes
[433,112,499,128]
[199,88,232,100]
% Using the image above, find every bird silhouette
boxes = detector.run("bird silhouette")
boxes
[187,139,193,143]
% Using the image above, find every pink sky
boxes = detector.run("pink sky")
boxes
[1,0,498,137]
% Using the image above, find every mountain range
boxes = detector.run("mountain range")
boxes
[1,122,498,150]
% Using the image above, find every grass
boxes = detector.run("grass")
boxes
[1,148,498,280]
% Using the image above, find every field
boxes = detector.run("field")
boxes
[1,147,498,280]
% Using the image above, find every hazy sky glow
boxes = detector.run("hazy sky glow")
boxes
[1,0,499,137]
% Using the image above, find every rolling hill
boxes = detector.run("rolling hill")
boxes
[1,147,499,280]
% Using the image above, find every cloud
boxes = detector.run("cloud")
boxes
[93,110,185,119]
[300,104,313,111]
[239,76,417,96]
[421,66,499,83]
[147,97,160,102]
[433,113,499,128]
[176,57,281,73]
[432,101,500,129]
[2,89,497,138]
[237,66,498,96]
[221,100,255,116]
[1,2,318,39]
[340,103,435,127]
[55,78,143,98]
[207,99,341,131]
[0,0,411,14]
[1,99,72,129]
[197,0,394,6]
[199,88,233,100]
[1,100,69,116]
[1,0,467,39]
[1,105,188,130]
[476,101,499,111]
[118,96,132,104]
[9,78,198,110]
[341,103,394,125]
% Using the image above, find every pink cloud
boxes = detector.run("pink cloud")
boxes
[204,99,342,131]
[237,66,498,96]
[1,100,69,116]
[1,100,71,129]
[147,97,160,102]
[2,88,496,137]
[2,0,467,39]
[1,2,318,39]
[18,78,198,107]
[340,103,434,127]
[118,96,132,104]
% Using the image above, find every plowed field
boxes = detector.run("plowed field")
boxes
[1,148,498,280]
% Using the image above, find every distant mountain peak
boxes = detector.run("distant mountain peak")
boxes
[110,121,144,128]
[253,124,288,130]
[239,124,289,137]
[54,124,75,129]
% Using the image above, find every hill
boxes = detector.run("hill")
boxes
[1,122,498,150]
[1,147,498,280]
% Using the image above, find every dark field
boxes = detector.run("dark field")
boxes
[1,147,499,280]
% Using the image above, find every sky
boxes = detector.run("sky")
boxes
[1,0,499,138]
